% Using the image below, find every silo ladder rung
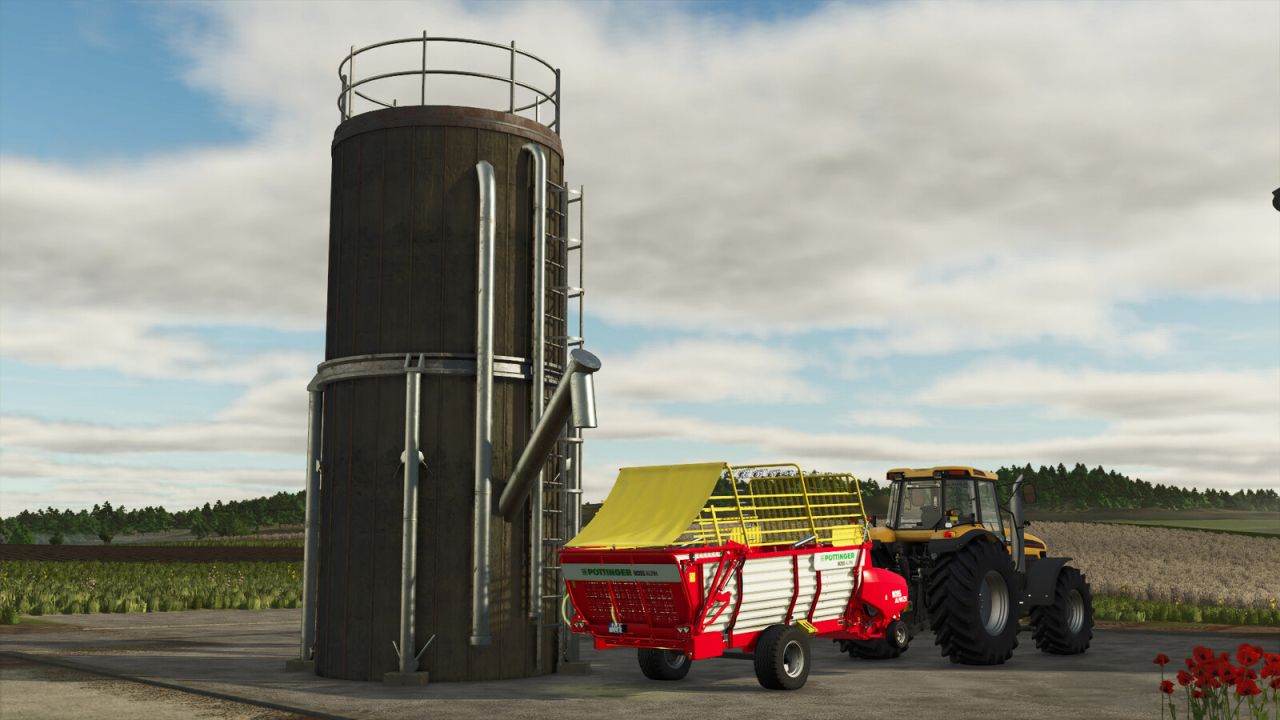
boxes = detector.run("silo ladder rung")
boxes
[551,335,584,344]
[566,238,582,250]
[555,285,584,298]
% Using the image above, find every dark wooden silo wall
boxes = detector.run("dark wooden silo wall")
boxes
[315,106,564,681]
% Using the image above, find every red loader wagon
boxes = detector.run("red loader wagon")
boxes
[560,462,909,690]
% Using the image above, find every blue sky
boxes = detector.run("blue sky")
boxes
[1,0,1277,514]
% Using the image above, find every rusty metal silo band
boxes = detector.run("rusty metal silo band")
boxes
[471,160,496,647]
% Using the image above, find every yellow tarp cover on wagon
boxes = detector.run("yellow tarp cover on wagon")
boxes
[566,462,727,548]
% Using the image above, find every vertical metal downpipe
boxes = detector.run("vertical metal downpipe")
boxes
[398,360,424,673]
[522,143,548,631]
[471,161,496,646]
[300,389,323,660]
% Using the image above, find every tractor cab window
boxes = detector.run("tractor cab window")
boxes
[892,480,942,529]
[977,481,1002,534]
[943,479,979,526]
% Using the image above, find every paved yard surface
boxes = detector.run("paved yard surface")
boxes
[1,610,1276,720]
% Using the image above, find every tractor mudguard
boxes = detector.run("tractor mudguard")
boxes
[925,528,1001,556]
[1024,556,1072,606]
[860,566,910,618]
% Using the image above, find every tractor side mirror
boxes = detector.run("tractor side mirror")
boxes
[1021,484,1037,504]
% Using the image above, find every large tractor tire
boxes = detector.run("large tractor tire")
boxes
[925,539,1019,665]
[637,648,691,681]
[847,620,910,660]
[1030,566,1093,654]
[753,624,811,690]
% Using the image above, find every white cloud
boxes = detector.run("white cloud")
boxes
[918,362,1280,420]
[599,339,821,404]
[0,376,308,455]
[1,0,1275,370]
[846,409,928,429]
[0,453,297,513]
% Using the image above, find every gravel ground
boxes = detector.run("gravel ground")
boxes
[1,609,1277,720]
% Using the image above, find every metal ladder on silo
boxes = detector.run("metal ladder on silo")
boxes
[535,180,586,667]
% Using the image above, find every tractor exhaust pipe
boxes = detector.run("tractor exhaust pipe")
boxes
[497,349,600,521]
[1009,474,1027,574]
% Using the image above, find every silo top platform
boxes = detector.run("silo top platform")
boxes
[338,33,561,134]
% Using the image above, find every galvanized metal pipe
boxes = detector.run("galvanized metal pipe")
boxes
[471,161,496,647]
[498,349,601,521]
[300,389,323,660]
[398,358,424,673]
[522,143,548,623]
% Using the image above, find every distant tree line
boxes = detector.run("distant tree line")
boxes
[0,491,305,544]
[993,463,1280,512]
[3,462,1277,544]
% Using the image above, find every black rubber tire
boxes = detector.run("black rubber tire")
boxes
[1030,566,1094,654]
[847,638,905,659]
[753,625,811,690]
[925,539,1019,665]
[637,648,691,681]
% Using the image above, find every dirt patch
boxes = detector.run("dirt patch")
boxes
[0,618,85,635]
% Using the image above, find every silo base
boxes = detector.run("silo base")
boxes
[383,671,431,687]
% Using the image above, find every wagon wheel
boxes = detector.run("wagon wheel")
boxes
[848,620,909,660]
[638,648,691,681]
[753,624,810,690]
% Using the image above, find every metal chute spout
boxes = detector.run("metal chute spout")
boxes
[497,348,601,521]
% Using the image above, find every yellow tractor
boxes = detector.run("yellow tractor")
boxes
[848,466,1093,665]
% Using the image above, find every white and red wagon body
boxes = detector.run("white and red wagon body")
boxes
[558,462,909,687]
[563,540,907,659]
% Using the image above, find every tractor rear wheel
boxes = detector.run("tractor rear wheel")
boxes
[925,539,1019,665]
[637,648,691,681]
[1031,566,1093,654]
[753,624,810,690]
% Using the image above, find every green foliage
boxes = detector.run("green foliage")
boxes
[48,530,64,545]
[2,491,305,544]
[994,463,1280,513]
[1092,594,1280,627]
[1,520,34,544]
[0,561,302,624]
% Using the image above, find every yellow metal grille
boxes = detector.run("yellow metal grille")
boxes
[675,463,867,548]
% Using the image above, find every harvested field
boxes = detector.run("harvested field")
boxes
[1032,521,1280,609]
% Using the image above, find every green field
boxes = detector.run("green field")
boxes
[1028,510,1279,537]
[0,560,300,624]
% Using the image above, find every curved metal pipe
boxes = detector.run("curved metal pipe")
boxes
[1010,475,1027,574]
[521,143,548,622]
[471,161,496,646]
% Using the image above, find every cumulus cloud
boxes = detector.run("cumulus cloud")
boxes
[2,1,1275,361]
[918,362,1280,420]
[1,1,1277,510]
[599,339,821,404]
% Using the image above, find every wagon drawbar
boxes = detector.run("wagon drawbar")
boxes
[559,462,909,690]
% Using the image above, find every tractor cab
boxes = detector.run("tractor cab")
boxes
[882,467,1005,535]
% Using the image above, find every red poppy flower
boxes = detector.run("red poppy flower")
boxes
[1193,646,1215,664]
[1185,657,1196,670]
[1270,677,1280,691]
[1154,653,1170,666]
[1236,644,1263,667]
[1160,680,1174,695]
[1176,670,1193,686]
[1191,689,1204,699]
[1235,678,1261,697]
